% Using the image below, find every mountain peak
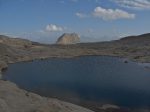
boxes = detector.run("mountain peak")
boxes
[56,33,80,45]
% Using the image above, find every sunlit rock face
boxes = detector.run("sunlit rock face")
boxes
[56,33,80,45]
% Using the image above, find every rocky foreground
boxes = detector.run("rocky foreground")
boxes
[0,33,150,112]
[0,80,94,112]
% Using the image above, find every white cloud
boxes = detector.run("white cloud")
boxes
[76,12,88,18]
[113,0,150,10]
[93,6,135,20]
[45,24,64,32]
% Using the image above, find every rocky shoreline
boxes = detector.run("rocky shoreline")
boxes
[1,33,150,112]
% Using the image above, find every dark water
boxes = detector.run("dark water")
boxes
[2,56,150,108]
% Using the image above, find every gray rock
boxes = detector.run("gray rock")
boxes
[99,104,120,110]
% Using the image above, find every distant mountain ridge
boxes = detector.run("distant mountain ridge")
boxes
[0,35,32,47]
[120,33,150,41]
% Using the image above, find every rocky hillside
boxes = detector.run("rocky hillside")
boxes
[120,33,150,41]
[118,33,150,46]
[56,33,80,45]
[1,33,150,72]
[0,35,32,47]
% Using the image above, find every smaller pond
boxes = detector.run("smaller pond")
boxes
[2,56,150,108]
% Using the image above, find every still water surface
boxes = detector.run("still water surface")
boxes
[2,56,150,108]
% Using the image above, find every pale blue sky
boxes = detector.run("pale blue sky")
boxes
[0,0,150,43]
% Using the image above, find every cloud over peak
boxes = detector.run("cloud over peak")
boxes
[45,24,64,32]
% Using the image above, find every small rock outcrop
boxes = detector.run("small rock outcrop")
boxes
[56,33,80,45]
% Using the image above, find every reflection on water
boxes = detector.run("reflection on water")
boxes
[2,56,150,108]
